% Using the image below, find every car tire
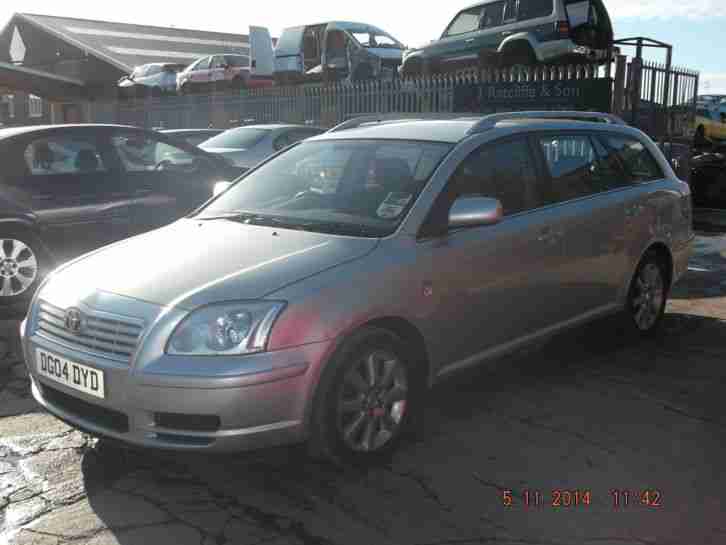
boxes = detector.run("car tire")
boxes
[695,125,708,148]
[308,327,424,466]
[623,250,669,337]
[0,230,48,312]
[501,42,537,69]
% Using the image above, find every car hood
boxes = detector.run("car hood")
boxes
[44,219,378,310]
[366,48,404,60]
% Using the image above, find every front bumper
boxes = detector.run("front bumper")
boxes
[21,299,335,452]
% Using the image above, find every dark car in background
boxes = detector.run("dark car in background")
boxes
[160,129,225,147]
[400,0,613,76]
[274,21,405,84]
[0,124,239,310]
[118,63,186,98]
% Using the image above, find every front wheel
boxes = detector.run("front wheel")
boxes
[0,233,47,309]
[625,250,669,336]
[309,327,422,465]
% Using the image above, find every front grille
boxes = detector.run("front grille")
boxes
[42,384,129,433]
[36,301,144,364]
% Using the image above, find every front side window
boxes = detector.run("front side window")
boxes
[444,7,483,37]
[606,137,664,183]
[518,0,553,20]
[24,137,108,176]
[193,57,211,71]
[450,138,540,216]
[111,134,202,174]
[199,140,453,237]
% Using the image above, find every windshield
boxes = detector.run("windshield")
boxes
[350,30,403,49]
[197,140,452,237]
[200,128,271,150]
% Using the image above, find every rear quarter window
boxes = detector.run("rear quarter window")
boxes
[606,137,664,183]
[518,0,553,20]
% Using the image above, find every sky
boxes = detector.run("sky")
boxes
[1,0,724,93]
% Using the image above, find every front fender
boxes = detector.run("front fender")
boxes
[497,33,543,62]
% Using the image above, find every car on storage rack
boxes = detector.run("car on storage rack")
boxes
[399,0,613,77]
[117,63,187,98]
[176,26,275,94]
[19,111,692,464]
[0,124,240,312]
[694,99,726,146]
[274,21,406,84]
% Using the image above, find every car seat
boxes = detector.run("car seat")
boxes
[75,149,101,173]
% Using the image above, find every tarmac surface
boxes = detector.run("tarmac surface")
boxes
[2,231,726,545]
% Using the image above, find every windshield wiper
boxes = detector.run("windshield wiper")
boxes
[198,212,382,236]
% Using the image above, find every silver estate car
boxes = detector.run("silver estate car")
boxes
[20,112,693,464]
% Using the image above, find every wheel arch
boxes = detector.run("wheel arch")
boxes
[626,241,675,298]
[497,34,542,62]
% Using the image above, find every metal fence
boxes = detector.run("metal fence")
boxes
[87,57,698,140]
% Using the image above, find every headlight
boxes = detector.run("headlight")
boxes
[167,301,285,356]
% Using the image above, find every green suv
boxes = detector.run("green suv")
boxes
[400,0,613,76]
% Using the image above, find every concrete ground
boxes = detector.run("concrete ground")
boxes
[2,233,726,545]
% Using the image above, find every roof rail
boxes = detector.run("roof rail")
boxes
[467,111,627,134]
[327,113,481,133]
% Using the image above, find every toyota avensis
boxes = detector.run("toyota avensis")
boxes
[20,112,693,464]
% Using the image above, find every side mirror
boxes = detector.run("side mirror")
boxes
[213,181,233,197]
[448,196,503,229]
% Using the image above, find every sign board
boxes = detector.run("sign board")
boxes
[454,78,613,114]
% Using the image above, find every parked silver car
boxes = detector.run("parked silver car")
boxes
[20,112,693,464]
[118,63,186,97]
[199,124,326,170]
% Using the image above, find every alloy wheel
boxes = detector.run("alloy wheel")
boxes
[336,349,408,453]
[631,262,665,331]
[0,239,39,297]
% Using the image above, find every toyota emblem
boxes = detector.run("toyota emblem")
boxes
[64,308,84,334]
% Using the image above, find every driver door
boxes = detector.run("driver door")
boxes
[110,131,221,236]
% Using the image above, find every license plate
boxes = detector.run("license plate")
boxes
[36,349,105,399]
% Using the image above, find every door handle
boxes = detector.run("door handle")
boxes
[465,38,475,43]
[501,31,514,36]
[135,189,153,196]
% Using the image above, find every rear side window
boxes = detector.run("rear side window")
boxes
[606,137,664,182]
[518,0,553,20]
[193,57,211,71]
[481,2,505,28]
[24,138,108,176]
[451,138,540,215]
[445,7,483,36]
[538,134,624,203]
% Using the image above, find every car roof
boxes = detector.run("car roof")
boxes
[311,117,640,144]
[160,129,221,134]
[227,124,324,131]
[0,124,142,140]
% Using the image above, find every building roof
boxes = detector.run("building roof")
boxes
[13,13,253,72]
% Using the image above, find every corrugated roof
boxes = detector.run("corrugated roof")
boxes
[17,13,252,72]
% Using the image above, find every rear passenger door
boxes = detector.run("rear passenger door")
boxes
[14,132,130,262]
[424,137,571,367]
[533,132,630,318]
[603,135,672,278]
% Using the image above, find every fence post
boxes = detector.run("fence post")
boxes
[612,55,627,117]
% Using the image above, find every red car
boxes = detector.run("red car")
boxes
[177,27,275,94]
